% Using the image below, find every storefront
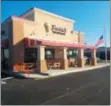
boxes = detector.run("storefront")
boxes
[1,7,97,73]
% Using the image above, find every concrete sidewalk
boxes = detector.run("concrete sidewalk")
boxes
[48,63,110,77]
[24,63,110,79]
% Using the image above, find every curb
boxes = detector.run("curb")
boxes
[30,64,110,80]
[1,77,13,81]
[5,64,109,80]
[50,64,110,77]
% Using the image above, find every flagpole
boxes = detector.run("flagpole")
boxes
[104,24,107,63]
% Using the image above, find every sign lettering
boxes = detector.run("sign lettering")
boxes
[51,25,66,35]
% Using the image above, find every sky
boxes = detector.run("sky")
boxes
[2,1,110,47]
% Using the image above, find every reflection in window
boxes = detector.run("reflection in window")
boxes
[67,49,78,58]
[1,30,5,35]
[46,50,52,55]
[68,51,73,55]
[45,49,55,60]
[4,49,9,59]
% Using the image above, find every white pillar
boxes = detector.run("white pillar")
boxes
[37,46,47,73]
[62,47,68,70]
[63,47,67,60]
[37,46,45,61]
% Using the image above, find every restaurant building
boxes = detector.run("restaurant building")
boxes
[1,7,97,73]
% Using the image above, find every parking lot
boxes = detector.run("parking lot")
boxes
[1,66,110,105]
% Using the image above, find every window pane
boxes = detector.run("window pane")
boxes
[45,49,55,59]
[4,49,9,59]
[24,48,37,63]
[46,50,52,55]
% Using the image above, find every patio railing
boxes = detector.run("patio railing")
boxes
[46,59,63,69]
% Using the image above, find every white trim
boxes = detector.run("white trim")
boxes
[34,8,75,23]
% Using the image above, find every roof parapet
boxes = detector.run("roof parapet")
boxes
[34,7,75,23]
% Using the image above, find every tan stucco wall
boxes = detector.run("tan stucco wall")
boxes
[21,8,82,43]
[78,32,84,44]
[24,22,79,43]
[34,9,73,32]
[21,9,35,21]
[34,9,79,43]
[23,20,79,43]
[11,18,25,70]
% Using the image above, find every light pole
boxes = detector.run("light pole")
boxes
[104,25,107,63]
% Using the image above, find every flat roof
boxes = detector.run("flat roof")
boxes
[2,7,75,25]
[20,7,75,23]
[11,16,36,24]
[34,8,75,23]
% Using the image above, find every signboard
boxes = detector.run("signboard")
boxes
[51,25,66,35]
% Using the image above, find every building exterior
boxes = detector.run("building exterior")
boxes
[1,7,97,73]
[84,47,110,60]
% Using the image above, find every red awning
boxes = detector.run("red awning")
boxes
[24,38,96,50]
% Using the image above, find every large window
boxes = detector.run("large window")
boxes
[45,49,55,60]
[1,48,9,60]
[24,48,37,63]
[4,49,9,59]
[67,49,78,58]
[1,48,9,69]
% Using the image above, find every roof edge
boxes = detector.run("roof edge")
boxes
[1,16,12,24]
[19,7,75,23]
[35,8,75,23]
[19,7,34,17]
[11,16,36,24]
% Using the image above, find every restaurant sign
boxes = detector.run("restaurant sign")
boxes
[51,25,66,35]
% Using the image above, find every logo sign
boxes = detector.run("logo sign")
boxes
[51,25,66,35]
[44,22,49,33]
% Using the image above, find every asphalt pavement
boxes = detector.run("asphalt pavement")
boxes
[1,66,110,105]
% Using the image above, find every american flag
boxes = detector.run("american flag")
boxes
[95,35,104,47]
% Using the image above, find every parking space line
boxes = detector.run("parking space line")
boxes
[41,81,101,105]
[1,81,6,84]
